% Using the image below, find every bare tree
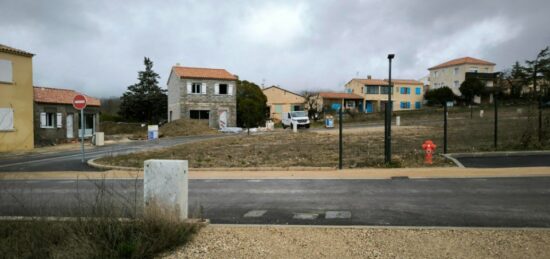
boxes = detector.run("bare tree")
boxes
[302,91,320,121]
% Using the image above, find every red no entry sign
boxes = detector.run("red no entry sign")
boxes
[73,94,87,110]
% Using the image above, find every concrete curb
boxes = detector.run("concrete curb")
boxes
[0,216,210,225]
[448,150,550,158]
[210,224,550,231]
[442,154,465,168]
[87,158,336,172]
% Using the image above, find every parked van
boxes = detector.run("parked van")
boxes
[282,111,310,129]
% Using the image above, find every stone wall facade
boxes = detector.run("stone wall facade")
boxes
[34,103,100,146]
[168,74,237,128]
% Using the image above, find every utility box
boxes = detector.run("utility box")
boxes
[144,160,188,220]
[325,115,334,128]
[93,132,104,146]
[148,125,159,140]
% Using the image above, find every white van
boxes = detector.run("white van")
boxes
[282,111,310,129]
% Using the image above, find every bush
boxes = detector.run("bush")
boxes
[425,87,456,106]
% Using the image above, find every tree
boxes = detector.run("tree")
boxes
[424,87,456,106]
[236,80,267,133]
[119,57,167,124]
[459,78,485,104]
[505,61,529,99]
[302,90,320,121]
[525,46,550,99]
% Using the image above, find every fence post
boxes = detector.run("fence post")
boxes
[539,97,543,142]
[339,107,343,170]
[444,103,448,154]
[494,93,498,150]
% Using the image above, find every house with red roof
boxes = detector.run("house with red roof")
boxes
[428,57,497,102]
[167,65,238,128]
[33,86,101,145]
[344,76,425,113]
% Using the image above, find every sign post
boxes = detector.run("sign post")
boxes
[73,95,87,163]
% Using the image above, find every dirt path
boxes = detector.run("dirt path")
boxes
[164,225,550,259]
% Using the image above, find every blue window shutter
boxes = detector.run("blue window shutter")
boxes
[416,87,421,95]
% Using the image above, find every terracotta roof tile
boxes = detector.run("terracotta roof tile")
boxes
[428,57,495,70]
[34,86,101,107]
[173,66,237,80]
[0,43,34,57]
[318,92,363,100]
[388,79,424,85]
[353,79,389,86]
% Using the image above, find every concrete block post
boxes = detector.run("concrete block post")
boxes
[396,116,400,127]
[144,160,188,220]
[293,121,298,133]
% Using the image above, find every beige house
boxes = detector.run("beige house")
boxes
[345,77,424,113]
[0,44,34,152]
[262,86,305,121]
[428,57,496,96]
[316,92,363,113]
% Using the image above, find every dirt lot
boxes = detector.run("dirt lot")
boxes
[164,225,550,259]
[101,119,218,139]
[96,104,549,169]
[97,126,454,168]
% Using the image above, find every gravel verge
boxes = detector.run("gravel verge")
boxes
[163,225,550,258]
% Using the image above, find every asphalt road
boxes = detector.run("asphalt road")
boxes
[456,154,550,168]
[1,177,550,227]
[0,134,228,172]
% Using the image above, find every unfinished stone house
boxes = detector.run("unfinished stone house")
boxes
[167,65,237,128]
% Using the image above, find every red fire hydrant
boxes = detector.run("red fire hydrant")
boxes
[422,140,437,164]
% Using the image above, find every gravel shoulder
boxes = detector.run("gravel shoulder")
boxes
[164,225,550,259]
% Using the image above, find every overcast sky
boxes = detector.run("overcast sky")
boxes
[2,0,550,97]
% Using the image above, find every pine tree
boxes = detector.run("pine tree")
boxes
[119,57,167,124]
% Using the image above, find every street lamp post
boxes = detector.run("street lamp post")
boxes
[385,54,395,164]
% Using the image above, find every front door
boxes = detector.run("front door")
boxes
[66,114,74,138]
[218,110,228,129]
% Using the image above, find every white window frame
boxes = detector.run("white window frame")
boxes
[0,59,13,84]
[454,67,459,75]
[40,112,56,129]
[454,81,459,88]
[0,108,14,131]
[191,83,202,94]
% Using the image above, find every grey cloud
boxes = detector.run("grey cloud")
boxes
[1,0,549,97]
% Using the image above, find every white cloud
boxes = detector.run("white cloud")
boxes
[240,3,309,48]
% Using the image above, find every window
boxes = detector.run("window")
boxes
[0,60,13,83]
[454,80,459,88]
[469,67,478,72]
[454,67,459,75]
[0,108,14,130]
[293,105,302,111]
[192,83,201,94]
[190,110,209,120]
[345,88,353,93]
[381,86,391,94]
[219,84,228,95]
[400,87,410,94]
[345,101,355,108]
[415,101,421,109]
[434,71,439,78]
[366,86,379,94]
[415,87,421,95]
[40,112,56,128]
[400,102,411,109]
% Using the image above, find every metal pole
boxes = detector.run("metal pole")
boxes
[81,108,85,163]
[338,107,343,169]
[444,103,448,154]
[385,54,394,164]
[494,92,498,150]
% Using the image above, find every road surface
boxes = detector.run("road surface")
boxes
[456,154,550,168]
[1,177,550,227]
[0,134,228,172]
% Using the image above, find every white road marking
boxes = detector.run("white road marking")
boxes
[325,211,351,219]
[243,210,267,218]
[293,213,319,220]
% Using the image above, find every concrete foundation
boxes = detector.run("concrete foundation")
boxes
[144,159,188,220]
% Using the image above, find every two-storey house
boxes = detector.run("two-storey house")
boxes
[167,65,237,128]
[345,76,424,113]
[0,44,34,152]
[428,57,496,96]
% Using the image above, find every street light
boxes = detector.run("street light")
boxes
[385,54,395,164]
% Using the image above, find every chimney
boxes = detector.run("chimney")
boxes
[176,62,181,66]
[367,75,372,79]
